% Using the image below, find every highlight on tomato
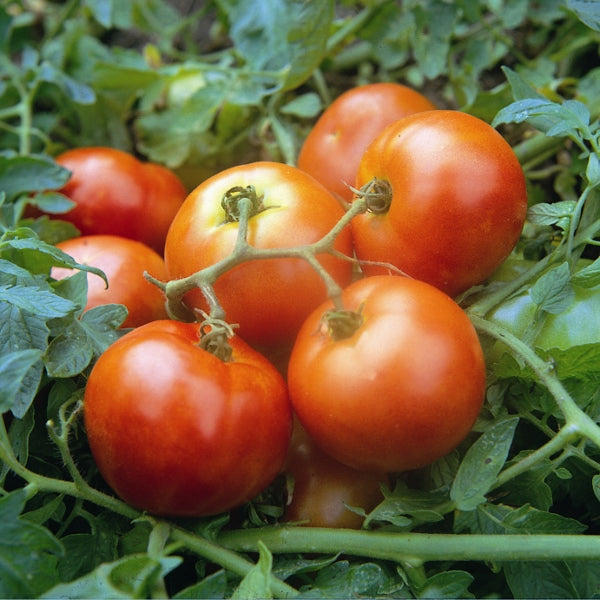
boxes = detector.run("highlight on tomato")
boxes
[83,320,292,517]
[287,275,487,473]
[164,161,354,349]
[283,420,388,529]
[45,147,187,253]
[351,110,528,297]
[297,82,436,202]
[51,234,168,329]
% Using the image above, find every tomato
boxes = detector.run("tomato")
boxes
[352,110,528,297]
[485,258,600,352]
[51,147,187,253]
[287,275,486,473]
[52,235,168,328]
[83,320,292,517]
[164,161,354,348]
[297,83,436,202]
[283,420,387,528]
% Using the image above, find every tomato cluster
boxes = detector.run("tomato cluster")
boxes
[47,83,530,522]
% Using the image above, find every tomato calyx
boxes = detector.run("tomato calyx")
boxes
[321,306,364,341]
[355,178,393,214]
[221,185,266,223]
[198,315,238,362]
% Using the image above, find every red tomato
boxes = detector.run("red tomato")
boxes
[52,235,168,328]
[83,320,292,517]
[297,83,436,202]
[52,147,187,253]
[283,420,387,528]
[164,161,354,348]
[352,110,528,297]
[287,275,486,473]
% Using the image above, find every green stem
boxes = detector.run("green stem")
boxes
[470,315,600,450]
[219,527,600,563]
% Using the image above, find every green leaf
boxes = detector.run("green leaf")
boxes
[526,201,576,231]
[586,152,600,187]
[418,570,474,599]
[41,554,182,599]
[503,561,579,599]
[280,92,323,118]
[232,540,273,599]
[0,284,76,319]
[0,155,70,201]
[0,490,63,598]
[174,570,228,599]
[567,0,600,31]
[530,262,575,314]
[311,560,390,598]
[364,481,446,529]
[0,348,42,413]
[451,418,519,511]
[217,0,334,91]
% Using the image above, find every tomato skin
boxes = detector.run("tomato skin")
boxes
[486,258,600,351]
[287,275,486,473]
[53,147,187,253]
[164,161,354,348]
[283,420,387,528]
[297,83,436,202]
[83,320,292,517]
[52,235,168,328]
[352,110,528,297]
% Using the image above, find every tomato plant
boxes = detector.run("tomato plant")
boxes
[42,147,187,253]
[297,82,436,202]
[287,275,487,473]
[283,420,388,528]
[484,258,600,352]
[352,110,528,297]
[163,161,354,348]
[51,234,168,328]
[83,319,292,517]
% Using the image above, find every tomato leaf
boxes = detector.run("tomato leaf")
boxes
[41,554,182,599]
[450,418,519,511]
[567,0,600,31]
[216,0,334,91]
[503,561,580,599]
[417,570,475,600]
[526,200,576,231]
[0,155,71,201]
[173,569,228,600]
[0,348,42,414]
[530,262,575,314]
[232,540,273,599]
[0,490,63,599]
[310,561,391,599]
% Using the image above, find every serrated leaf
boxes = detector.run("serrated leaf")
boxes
[41,554,181,599]
[174,570,228,600]
[451,418,519,511]
[217,0,334,91]
[503,561,579,599]
[312,561,389,598]
[0,490,63,598]
[44,320,95,377]
[0,155,70,201]
[0,284,76,318]
[0,348,42,413]
[527,201,576,230]
[530,262,575,314]
[232,540,273,599]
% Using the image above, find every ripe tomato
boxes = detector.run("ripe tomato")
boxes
[297,83,436,202]
[287,275,486,473]
[51,147,187,253]
[352,110,528,297]
[164,161,354,348]
[283,420,387,528]
[52,235,168,328]
[83,320,292,517]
